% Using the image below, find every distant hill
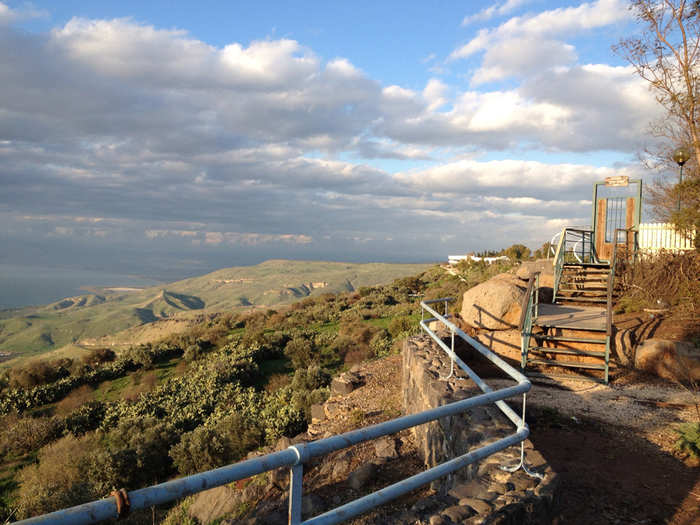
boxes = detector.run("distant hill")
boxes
[0,260,431,360]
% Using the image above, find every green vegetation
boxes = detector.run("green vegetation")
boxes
[0,259,519,521]
[674,422,700,459]
[0,260,431,359]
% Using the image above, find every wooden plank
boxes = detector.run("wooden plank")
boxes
[536,303,606,331]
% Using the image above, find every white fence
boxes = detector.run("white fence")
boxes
[638,222,695,253]
[448,255,510,265]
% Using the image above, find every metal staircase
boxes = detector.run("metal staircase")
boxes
[520,228,617,384]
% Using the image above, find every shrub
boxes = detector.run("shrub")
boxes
[170,414,262,475]
[15,434,100,519]
[0,414,63,457]
[284,337,316,369]
[388,317,414,338]
[63,401,107,436]
[81,348,116,367]
[675,422,700,458]
[370,329,393,358]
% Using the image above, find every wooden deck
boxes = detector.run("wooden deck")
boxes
[535,303,606,331]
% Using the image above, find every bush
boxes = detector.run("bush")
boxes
[0,414,63,457]
[616,252,700,317]
[284,336,316,369]
[81,348,116,367]
[170,414,262,475]
[16,434,100,519]
[370,329,393,358]
[675,422,700,458]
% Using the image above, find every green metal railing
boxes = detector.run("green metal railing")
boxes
[552,228,598,302]
[519,272,539,369]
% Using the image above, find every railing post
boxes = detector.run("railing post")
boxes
[288,464,304,525]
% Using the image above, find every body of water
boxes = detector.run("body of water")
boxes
[0,264,163,309]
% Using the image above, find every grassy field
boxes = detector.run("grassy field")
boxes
[0,260,431,362]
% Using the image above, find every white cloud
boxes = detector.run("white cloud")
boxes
[452,0,630,60]
[462,0,529,26]
[471,38,576,85]
[0,1,47,25]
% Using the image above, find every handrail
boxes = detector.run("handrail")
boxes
[518,273,539,370]
[16,302,540,525]
[552,227,598,301]
[518,273,539,332]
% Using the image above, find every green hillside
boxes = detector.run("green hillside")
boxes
[0,260,431,359]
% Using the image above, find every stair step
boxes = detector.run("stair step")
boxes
[560,274,608,284]
[534,334,607,344]
[529,346,607,358]
[556,297,608,304]
[525,372,607,384]
[527,358,607,370]
[558,289,608,295]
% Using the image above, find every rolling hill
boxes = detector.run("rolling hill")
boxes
[0,260,431,361]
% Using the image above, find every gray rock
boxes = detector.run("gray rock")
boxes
[442,504,473,522]
[331,377,355,395]
[302,494,323,518]
[374,436,398,459]
[348,462,376,490]
[458,497,493,515]
[311,403,325,421]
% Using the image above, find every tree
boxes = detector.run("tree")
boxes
[614,0,700,236]
[503,243,532,260]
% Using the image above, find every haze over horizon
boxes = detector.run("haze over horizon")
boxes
[1,0,666,282]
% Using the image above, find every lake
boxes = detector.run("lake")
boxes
[0,264,163,309]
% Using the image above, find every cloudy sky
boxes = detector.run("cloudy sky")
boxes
[0,0,667,280]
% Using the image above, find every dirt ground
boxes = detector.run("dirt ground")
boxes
[315,350,700,525]
[529,404,699,525]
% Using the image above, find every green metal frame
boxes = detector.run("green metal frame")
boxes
[591,179,642,263]
[519,273,539,369]
[552,227,598,302]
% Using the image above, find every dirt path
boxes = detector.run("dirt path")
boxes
[482,372,700,525]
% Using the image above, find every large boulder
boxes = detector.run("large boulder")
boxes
[460,274,525,330]
[634,339,700,382]
[516,259,554,289]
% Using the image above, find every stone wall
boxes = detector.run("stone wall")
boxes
[402,335,559,524]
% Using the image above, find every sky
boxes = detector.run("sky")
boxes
[0,0,669,281]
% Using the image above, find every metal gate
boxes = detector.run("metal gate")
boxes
[592,177,642,261]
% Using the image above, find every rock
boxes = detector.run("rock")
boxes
[331,377,355,395]
[331,371,363,395]
[442,504,474,522]
[374,436,398,459]
[302,494,323,518]
[516,260,554,283]
[348,462,376,490]
[460,276,525,330]
[268,466,288,490]
[449,480,498,501]
[274,436,292,451]
[310,403,325,421]
[332,458,350,479]
[187,485,239,524]
[458,497,493,515]
[634,338,700,382]
[429,516,447,525]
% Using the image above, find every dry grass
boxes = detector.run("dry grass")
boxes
[616,251,700,320]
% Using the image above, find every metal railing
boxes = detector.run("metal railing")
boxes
[552,227,598,301]
[419,299,542,480]
[16,301,540,525]
[518,273,539,370]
